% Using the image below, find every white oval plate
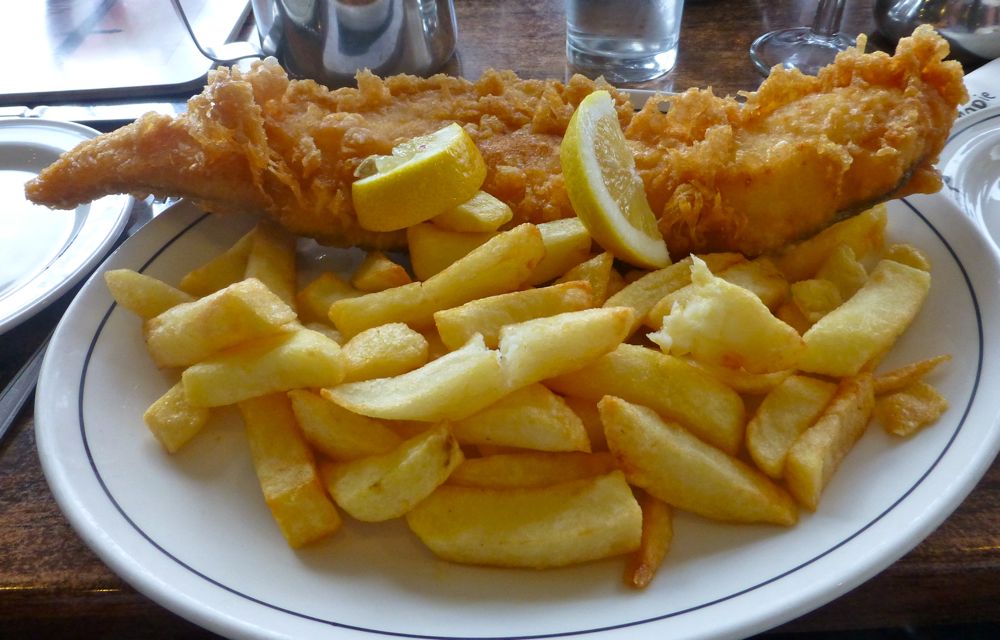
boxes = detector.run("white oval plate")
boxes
[35,195,1000,640]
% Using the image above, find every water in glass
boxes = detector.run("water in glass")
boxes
[566,0,683,84]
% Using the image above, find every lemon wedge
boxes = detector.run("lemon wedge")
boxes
[560,91,670,269]
[352,123,487,232]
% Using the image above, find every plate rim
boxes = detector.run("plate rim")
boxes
[938,104,1000,249]
[34,195,1000,640]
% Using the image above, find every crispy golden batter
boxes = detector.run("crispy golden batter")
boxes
[631,25,967,256]
[26,26,965,257]
[25,66,625,250]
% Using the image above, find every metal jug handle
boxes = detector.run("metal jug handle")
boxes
[169,0,264,64]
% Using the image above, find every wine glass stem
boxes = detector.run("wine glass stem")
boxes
[811,0,846,37]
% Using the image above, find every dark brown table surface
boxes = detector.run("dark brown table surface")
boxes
[2,1,998,638]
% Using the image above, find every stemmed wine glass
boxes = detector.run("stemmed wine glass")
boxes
[749,0,855,76]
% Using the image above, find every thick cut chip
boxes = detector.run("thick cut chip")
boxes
[245,220,298,308]
[432,190,513,232]
[183,327,344,407]
[386,419,433,440]
[547,344,746,455]
[447,451,616,489]
[600,396,797,525]
[606,253,744,336]
[816,245,868,300]
[875,381,948,437]
[606,266,627,298]
[406,223,493,280]
[555,252,616,304]
[773,204,887,282]
[450,384,591,452]
[142,381,210,453]
[321,425,463,522]
[178,228,254,297]
[874,354,951,395]
[406,471,642,568]
[717,257,789,310]
[340,322,429,382]
[303,321,343,344]
[323,335,508,421]
[623,490,673,590]
[498,307,633,389]
[105,269,194,319]
[144,278,296,368]
[350,251,413,292]
[296,272,361,325]
[433,280,594,350]
[883,243,931,271]
[420,328,450,360]
[328,282,423,338]
[686,359,792,396]
[238,393,341,548]
[288,389,402,460]
[328,223,545,338]
[406,221,547,309]
[775,299,813,335]
[529,218,594,284]
[746,375,838,478]
[790,279,843,324]
[563,395,607,451]
[785,374,876,510]
[647,257,804,374]
[799,259,931,377]
[430,222,545,301]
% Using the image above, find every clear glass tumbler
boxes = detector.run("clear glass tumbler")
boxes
[566,0,685,84]
[748,0,853,76]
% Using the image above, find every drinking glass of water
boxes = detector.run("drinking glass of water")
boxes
[566,0,685,84]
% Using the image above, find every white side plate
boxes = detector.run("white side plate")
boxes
[0,119,131,334]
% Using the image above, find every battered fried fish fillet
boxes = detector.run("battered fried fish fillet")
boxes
[26,62,621,250]
[26,25,965,257]
[632,25,967,256]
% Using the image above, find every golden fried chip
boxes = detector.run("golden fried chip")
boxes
[450,384,591,452]
[623,490,673,590]
[238,393,341,548]
[350,250,412,292]
[321,424,462,521]
[799,259,931,377]
[548,344,746,455]
[875,381,948,437]
[105,269,194,319]
[406,471,641,568]
[874,354,951,395]
[784,374,875,510]
[601,396,797,525]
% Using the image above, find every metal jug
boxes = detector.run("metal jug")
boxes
[251,0,458,85]
[171,0,458,86]
[874,0,1000,61]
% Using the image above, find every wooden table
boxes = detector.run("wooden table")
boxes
[2,1,998,638]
